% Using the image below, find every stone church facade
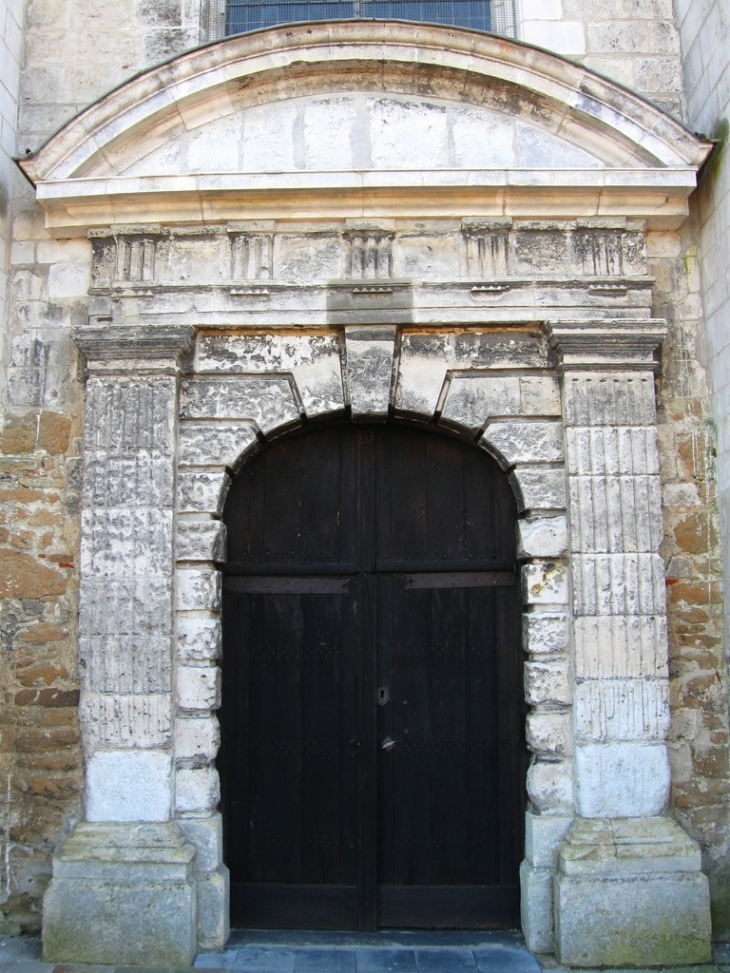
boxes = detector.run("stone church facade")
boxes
[0,1,729,968]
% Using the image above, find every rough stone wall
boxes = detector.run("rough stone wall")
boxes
[673,0,730,937]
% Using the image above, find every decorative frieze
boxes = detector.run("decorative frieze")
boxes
[344,226,394,278]
[229,230,274,281]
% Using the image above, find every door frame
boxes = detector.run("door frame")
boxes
[215,416,561,929]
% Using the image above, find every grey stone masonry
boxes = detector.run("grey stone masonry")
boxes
[73,325,194,821]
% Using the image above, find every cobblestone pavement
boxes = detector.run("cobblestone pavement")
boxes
[0,932,728,973]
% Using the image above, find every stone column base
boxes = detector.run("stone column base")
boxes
[42,821,197,966]
[555,816,711,968]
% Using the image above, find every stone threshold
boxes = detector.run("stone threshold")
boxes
[1,935,728,973]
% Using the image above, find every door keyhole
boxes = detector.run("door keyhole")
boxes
[377,687,390,706]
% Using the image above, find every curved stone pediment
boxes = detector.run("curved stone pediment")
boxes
[20,21,712,230]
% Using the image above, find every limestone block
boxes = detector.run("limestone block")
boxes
[177,469,231,515]
[526,709,572,756]
[180,376,300,434]
[176,665,221,711]
[80,508,174,577]
[519,375,562,416]
[573,615,668,679]
[81,693,173,751]
[80,632,173,694]
[566,426,660,476]
[521,561,569,606]
[522,612,568,654]
[175,716,220,761]
[195,333,345,420]
[344,326,397,420]
[520,862,554,955]
[86,750,172,822]
[176,567,222,612]
[509,468,566,512]
[178,813,224,872]
[481,420,564,468]
[562,373,657,428]
[524,812,573,869]
[177,615,222,661]
[175,766,220,814]
[176,520,226,563]
[556,818,711,967]
[517,516,568,559]
[441,375,521,434]
[179,420,258,469]
[572,553,666,615]
[195,865,230,950]
[527,759,574,813]
[83,450,175,508]
[42,822,196,966]
[569,474,663,554]
[575,677,670,741]
[575,742,670,817]
[524,659,571,706]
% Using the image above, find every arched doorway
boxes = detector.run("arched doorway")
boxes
[219,423,525,931]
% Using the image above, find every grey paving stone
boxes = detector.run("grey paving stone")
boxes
[356,949,417,972]
[414,950,477,972]
[196,950,241,969]
[474,947,541,973]
[294,949,357,972]
[233,947,297,972]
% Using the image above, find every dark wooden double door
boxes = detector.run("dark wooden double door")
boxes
[220,424,525,930]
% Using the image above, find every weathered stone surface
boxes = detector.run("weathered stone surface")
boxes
[522,612,569,654]
[520,862,554,954]
[177,469,231,514]
[569,473,663,553]
[572,552,666,616]
[176,614,222,661]
[81,693,173,751]
[556,817,711,967]
[575,677,670,741]
[509,468,567,512]
[179,420,259,470]
[344,326,397,420]
[517,516,568,559]
[527,758,574,813]
[481,420,564,468]
[562,373,658,427]
[176,568,222,612]
[175,665,221,711]
[174,715,220,760]
[575,741,670,817]
[526,709,572,756]
[42,822,196,966]
[524,659,571,706]
[180,376,301,434]
[175,765,220,813]
[525,811,573,869]
[521,561,569,606]
[176,519,226,562]
[86,750,173,822]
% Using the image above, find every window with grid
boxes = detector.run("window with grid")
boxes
[205,0,516,40]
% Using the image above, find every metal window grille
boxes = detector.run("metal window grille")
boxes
[204,0,516,41]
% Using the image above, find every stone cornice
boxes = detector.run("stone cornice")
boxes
[73,325,196,375]
[546,319,666,372]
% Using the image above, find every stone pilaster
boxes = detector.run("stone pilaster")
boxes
[42,325,199,967]
[547,320,711,967]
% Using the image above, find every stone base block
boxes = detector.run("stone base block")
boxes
[42,821,197,966]
[196,865,230,950]
[555,816,711,968]
[520,861,553,954]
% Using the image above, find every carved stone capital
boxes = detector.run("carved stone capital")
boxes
[546,319,666,372]
[73,325,196,375]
